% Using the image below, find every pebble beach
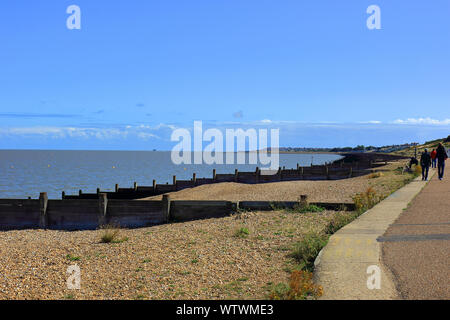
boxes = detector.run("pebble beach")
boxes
[0,161,409,299]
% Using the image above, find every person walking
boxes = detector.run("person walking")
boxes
[430,148,437,168]
[436,143,448,180]
[420,149,431,181]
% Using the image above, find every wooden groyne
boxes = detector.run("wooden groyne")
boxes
[61,153,406,200]
[0,193,355,231]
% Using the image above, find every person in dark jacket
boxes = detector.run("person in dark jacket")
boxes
[420,149,431,180]
[436,143,448,180]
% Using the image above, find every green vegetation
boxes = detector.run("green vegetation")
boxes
[289,232,328,272]
[66,254,80,261]
[291,204,325,214]
[353,187,381,213]
[234,227,250,238]
[324,211,358,235]
[268,270,323,300]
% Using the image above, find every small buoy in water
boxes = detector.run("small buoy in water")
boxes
[112,166,116,169]
[48,164,51,167]
[184,168,186,170]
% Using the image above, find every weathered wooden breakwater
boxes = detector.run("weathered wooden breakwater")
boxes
[62,153,405,200]
[0,193,355,231]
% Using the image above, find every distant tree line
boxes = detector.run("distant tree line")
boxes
[274,143,417,153]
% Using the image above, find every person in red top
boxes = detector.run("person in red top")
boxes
[430,149,437,168]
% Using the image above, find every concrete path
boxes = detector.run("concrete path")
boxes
[381,166,450,299]
[313,170,435,299]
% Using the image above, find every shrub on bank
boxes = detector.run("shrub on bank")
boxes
[289,232,328,272]
[353,187,380,213]
[269,270,323,300]
[324,211,358,235]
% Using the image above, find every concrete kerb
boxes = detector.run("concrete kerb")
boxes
[313,169,436,300]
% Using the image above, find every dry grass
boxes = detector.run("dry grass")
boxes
[368,172,383,179]
[269,270,323,300]
[99,224,128,244]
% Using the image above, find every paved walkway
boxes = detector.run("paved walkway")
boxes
[381,166,450,299]
[313,170,435,299]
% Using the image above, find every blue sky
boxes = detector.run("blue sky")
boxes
[0,0,449,150]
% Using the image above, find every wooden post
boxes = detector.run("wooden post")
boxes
[134,182,138,191]
[62,191,65,199]
[79,189,82,196]
[192,173,196,186]
[39,192,48,229]
[96,188,100,194]
[255,167,260,183]
[234,169,238,182]
[162,194,171,222]
[278,167,282,181]
[115,184,119,192]
[299,194,308,208]
[173,175,177,187]
[297,163,300,170]
[326,166,330,180]
[153,179,157,192]
[213,169,216,181]
[98,193,108,226]
[349,167,353,178]
[301,167,304,179]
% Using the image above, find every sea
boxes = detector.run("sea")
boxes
[0,150,343,199]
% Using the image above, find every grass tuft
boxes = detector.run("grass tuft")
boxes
[289,232,328,272]
[66,254,80,261]
[353,187,380,213]
[269,270,323,300]
[292,204,325,213]
[99,224,128,243]
[234,227,250,238]
[324,211,359,235]
[368,172,383,179]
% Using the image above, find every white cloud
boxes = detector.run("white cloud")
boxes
[137,132,159,140]
[0,125,162,140]
[359,120,382,124]
[393,117,450,125]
